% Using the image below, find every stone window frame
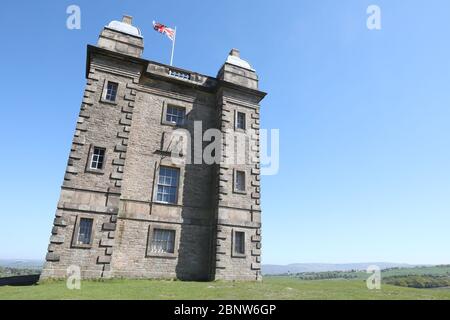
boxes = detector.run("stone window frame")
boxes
[146,223,179,259]
[100,79,119,105]
[153,164,182,205]
[235,110,247,132]
[71,214,96,249]
[231,228,247,258]
[233,169,247,194]
[161,101,188,127]
[85,144,107,175]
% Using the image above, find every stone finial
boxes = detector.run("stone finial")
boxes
[230,48,240,57]
[122,15,133,25]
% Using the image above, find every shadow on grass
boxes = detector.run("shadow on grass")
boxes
[0,274,40,287]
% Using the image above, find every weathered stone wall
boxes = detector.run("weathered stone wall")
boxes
[111,77,217,280]
[40,51,141,280]
[212,85,262,280]
[111,219,212,280]
[41,22,265,281]
[214,225,261,281]
[40,206,113,279]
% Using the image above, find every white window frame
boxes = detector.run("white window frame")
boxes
[105,81,118,102]
[90,147,106,170]
[155,166,180,204]
[100,79,119,104]
[163,104,186,126]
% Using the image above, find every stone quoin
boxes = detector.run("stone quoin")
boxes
[40,15,266,281]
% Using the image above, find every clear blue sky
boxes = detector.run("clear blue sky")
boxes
[1,0,449,265]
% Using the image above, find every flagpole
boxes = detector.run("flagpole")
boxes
[170,26,176,66]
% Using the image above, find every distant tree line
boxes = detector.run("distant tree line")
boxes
[0,266,41,278]
[384,275,450,289]
[290,271,360,280]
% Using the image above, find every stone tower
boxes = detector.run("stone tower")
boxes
[40,16,266,281]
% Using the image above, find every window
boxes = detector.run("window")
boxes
[72,215,95,248]
[236,111,246,130]
[90,147,105,170]
[234,231,245,255]
[150,229,176,254]
[105,81,118,102]
[156,166,180,204]
[146,224,179,257]
[235,170,246,192]
[77,218,93,245]
[166,105,186,126]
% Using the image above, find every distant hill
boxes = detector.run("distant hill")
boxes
[262,263,420,275]
[0,259,44,270]
[0,259,429,276]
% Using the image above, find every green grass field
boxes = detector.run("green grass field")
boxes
[1,277,449,300]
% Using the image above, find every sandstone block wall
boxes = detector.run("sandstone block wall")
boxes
[41,21,266,281]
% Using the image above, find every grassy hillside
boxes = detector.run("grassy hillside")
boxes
[0,277,449,300]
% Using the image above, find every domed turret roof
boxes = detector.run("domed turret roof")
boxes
[106,18,142,38]
[225,48,255,71]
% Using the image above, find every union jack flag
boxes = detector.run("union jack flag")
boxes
[153,21,176,41]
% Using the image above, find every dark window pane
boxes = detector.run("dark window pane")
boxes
[105,82,118,102]
[78,218,93,245]
[235,171,245,192]
[235,231,245,254]
[90,147,105,170]
[166,106,186,125]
